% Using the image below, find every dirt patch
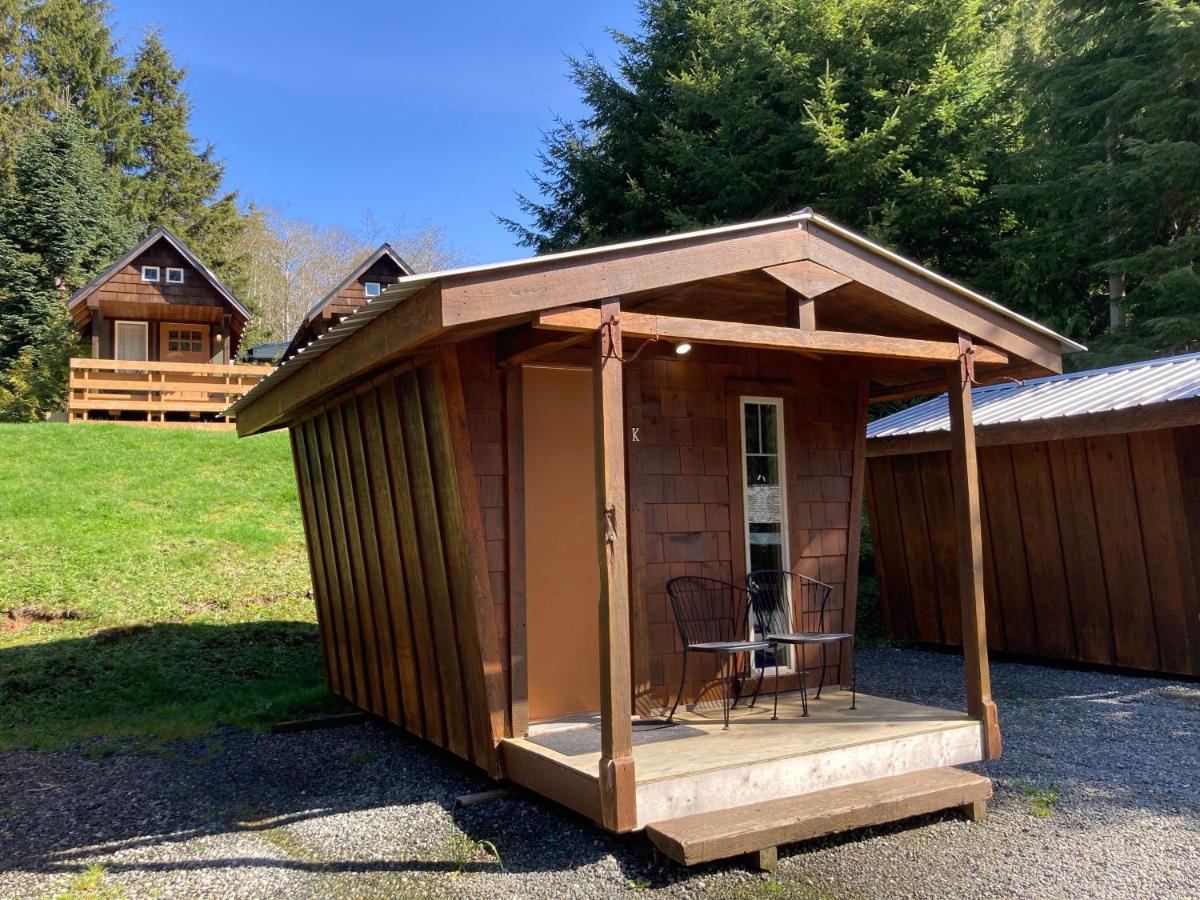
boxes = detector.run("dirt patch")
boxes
[2,606,83,635]
[183,590,309,616]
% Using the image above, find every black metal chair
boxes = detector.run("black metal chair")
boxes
[665,575,778,728]
[746,570,856,715]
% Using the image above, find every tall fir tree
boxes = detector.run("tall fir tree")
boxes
[21,0,129,160]
[998,0,1200,362]
[0,111,132,418]
[121,31,246,290]
[507,0,1024,285]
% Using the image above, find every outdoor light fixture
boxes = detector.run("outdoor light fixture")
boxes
[674,341,692,355]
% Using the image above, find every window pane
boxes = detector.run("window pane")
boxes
[760,403,777,454]
[191,341,201,351]
[744,403,760,455]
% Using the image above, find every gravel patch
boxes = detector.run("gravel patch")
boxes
[1,648,1197,898]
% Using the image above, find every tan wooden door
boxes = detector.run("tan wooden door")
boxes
[523,365,602,721]
[159,323,210,364]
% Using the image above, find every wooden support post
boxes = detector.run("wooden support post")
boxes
[594,295,637,832]
[754,846,779,874]
[946,336,1002,760]
[90,304,104,359]
[786,290,816,330]
[840,378,869,689]
[961,799,988,823]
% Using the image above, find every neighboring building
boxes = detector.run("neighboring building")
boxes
[283,243,413,360]
[67,227,251,364]
[866,352,1200,678]
[246,341,288,364]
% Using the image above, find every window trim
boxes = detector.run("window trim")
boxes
[364,281,381,298]
[141,265,160,282]
[739,394,793,672]
[165,267,185,284]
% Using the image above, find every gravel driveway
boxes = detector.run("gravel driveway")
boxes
[2,648,1197,899]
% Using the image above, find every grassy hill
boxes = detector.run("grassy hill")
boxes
[0,424,336,751]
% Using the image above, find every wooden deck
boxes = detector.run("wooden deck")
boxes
[501,690,985,831]
[67,358,269,427]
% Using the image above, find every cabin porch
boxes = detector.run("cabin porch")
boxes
[501,687,989,865]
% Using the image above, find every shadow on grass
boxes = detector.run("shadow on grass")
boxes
[0,620,341,752]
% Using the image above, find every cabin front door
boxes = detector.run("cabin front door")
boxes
[159,323,210,364]
[523,365,602,722]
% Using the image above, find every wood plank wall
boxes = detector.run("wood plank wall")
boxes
[867,427,1200,676]
[289,353,506,773]
[628,349,859,708]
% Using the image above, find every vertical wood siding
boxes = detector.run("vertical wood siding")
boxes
[867,427,1200,676]
[289,355,506,773]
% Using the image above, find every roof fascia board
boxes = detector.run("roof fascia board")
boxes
[806,214,1086,354]
[804,220,1067,373]
[439,220,810,326]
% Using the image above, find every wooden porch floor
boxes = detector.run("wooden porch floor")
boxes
[501,690,985,830]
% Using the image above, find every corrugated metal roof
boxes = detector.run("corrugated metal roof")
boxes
[867,351,1200,439]
[229,210,1084,418]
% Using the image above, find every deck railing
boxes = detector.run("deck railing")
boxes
[67,357,270,427]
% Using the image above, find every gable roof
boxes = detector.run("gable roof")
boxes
[868,351,1200,440]
[232,210,1083,431]
[300,243,414,325]
[67,226,252,320]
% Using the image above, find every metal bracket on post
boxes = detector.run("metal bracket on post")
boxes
[958,334,979,389]
[601,310,622,361]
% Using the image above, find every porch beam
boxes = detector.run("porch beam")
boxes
[593,296,637,832]
[495,324,589,368]
[536,307,1008,366]
[946,335,1002,759]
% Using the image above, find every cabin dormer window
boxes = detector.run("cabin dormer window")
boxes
[165,267,185,284]
[141,265,160,282]
[364,281,381,298]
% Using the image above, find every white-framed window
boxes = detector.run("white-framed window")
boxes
[141,265,160,282]
[113,320,148,361]
[165,267,185,284]
[364,281,381,298]
[741,396,791,670]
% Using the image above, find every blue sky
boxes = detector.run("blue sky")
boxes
[110,1,643,265]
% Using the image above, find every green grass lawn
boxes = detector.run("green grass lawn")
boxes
[0,423,339,751]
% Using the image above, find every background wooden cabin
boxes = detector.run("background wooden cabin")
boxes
[867,383,1200,678]
[69,229,248,364]
[285,245,413,358]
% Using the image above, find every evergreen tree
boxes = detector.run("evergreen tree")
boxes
[21,0,129,160]
[997,0,1200,361]
[121,31,245,289]
[507,0,1024,284]
[0,111,131,416]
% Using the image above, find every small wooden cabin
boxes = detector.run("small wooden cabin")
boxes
[65,228,266,426]
[68,227,250,365]
[231,212,1079,865]
[867,352,1200,678]
[283,243,413,359]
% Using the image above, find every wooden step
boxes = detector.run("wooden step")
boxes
[645,766,991,867]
